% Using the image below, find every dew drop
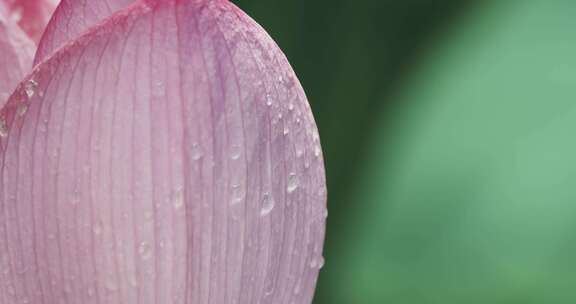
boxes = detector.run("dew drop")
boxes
[144,211,153,220]
[288,103,294,111]
[0,117,8,138]
[16,265,28,275]
[260,193,275,216]
[265,94,273,106]
[283,126,290,136]
[314,145,322,158]
[105,279,118,291]
[138,242,152,260]
[152,81,165,97]
[24,80,38,98]
[70,191,80,206]
[293,282,302,295]
[16,103,28,116]
[319,256,326,268]
[6,284,15,295]
[63,282,72,294]
[286,74,296,88]
[287,173,299,193]
[191,143,203,160]
[296,145,304,158]
[172,189,184,209]
[93,222,102,235]
[129,276,138,287]
[310,256,325,269]
[230,184,245,205]
[230,145,242,160]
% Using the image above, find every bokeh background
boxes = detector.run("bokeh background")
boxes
[235,1,576,303]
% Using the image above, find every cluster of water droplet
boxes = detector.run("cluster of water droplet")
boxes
[0,79,40,139]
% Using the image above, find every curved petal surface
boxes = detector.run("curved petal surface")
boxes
[0,0,326,303]
[0,3,34,108]
[34,0,133,64]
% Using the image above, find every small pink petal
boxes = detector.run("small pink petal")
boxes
[0,1,326,303]
[0,0,58,43]
[0,3,35,108]
[34,0,133,64]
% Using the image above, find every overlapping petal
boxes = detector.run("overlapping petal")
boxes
[0,2,35,108]
[35,0,133,64]
[0,0,58,43]
[0,1,326,303]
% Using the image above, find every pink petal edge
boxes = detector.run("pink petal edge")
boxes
[1,1,327,303]
[34,0,134,64]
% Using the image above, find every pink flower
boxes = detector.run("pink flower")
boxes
[0,1,327,303]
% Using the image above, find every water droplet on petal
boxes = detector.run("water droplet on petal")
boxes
[70,191,80,206]
[287,173,299,193]
[191,143,203,160]
[266,94,273,106]
[314,142,322,155]
[293,282,302,295]
[24,80,38,98]
[0,117,8,137]
[17,103,28,116]
[286,74,296,88]
[230,145,242,160]
[144,211,153,220]
[230,184,245,205]
[172,189,184,209]
[138,242,152,260]
[296,145,304,158]
[152,81,165,97]
[310,256,325,269]
[93,222,102,235]
[129,276,138,287]
[6,284,15,295]
[260,193,275,216]
[105,279,118,291]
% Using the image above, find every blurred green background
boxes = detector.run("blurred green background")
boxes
[236,1,576,303]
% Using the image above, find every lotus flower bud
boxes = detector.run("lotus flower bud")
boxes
[0,0,327,303]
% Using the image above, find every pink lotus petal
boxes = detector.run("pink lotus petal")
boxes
[34,0,133,64]
[0,0,58,43]
[0,2,35,108]
[0,0,327,303]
